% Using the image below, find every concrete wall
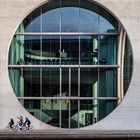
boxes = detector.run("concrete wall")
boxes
[0,0,139,130]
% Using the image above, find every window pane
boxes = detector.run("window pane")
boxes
[42,8,60,32]
[41,99,60,127]
[42,68,60,97]
[61,36,79,65]
[99,69,117,97]
[71,68,78,96]
[9,35,25,65]
[99,36,117,65]
[70,100,78,128]
[80,8,99,32]
[80,100,95,127]
[80,68,98,97]
[98,100,117,121]
[62,68,69,97]
[24,8,41,32]
[24,67,41,97]
[9,35,42,65]
[80,36,98,65]
[42,36,60,65]
[24,36,41,64]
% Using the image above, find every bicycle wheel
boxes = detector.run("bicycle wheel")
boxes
[4,126,10,132]
[22,126,27,131]
[29,125,34,131]
[12,126,19,132]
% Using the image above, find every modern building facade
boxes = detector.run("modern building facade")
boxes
[0,0,139,131]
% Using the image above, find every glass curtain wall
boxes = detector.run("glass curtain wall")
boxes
[8,0,128,128]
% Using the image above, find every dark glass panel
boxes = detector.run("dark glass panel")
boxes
[98,36,117,65]
[9,35,25,65]
[41,99,60,127]
[61,36,79,65]
[123,37,133,94]
[24,67,41,97]
[71,68,78,96]
[24,35,41,65]
[61,99,69,128]
[42,36,60,65]
[98,100,117,121]
[42,68,60,97]
[62,68,69,97]
[80,100,95,127]
[23,100,40,109]
[80,68,98,97]
[9,68,22,97]
[99,69,117,97]
[80,36,98,65]
[70,100,78,128]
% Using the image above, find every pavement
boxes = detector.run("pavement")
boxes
[0,130,140,139]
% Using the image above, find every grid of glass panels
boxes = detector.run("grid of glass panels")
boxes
[9,35,117,65]
[8,0,120,128]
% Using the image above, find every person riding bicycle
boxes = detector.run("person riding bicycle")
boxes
[17,116,23,126]
[8,118,14,129]
[24,117,31,130]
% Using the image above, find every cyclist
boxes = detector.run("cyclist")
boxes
[24,117,31,130]
[17,116,23,127]
[8,118,14,129]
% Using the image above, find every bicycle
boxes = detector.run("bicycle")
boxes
[22,123,34,131]
[4,123,20,132]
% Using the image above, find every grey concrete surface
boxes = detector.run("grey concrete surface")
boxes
[1,130,140,139]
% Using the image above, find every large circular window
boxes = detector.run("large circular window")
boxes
[8,0,133,128]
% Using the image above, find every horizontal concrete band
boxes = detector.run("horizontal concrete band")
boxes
[15,32,119,36]
[0,130,140,139]
[18,97,118,100]
[8,65,119,68]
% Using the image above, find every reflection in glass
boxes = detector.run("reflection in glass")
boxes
[70,100,78,128]
[20,98,117,128]
[9,35,25,65]
[41,99,60,127]
[24,8,41,32]
[80,68,98,97]
[20,0,118,33]
[9,66,118,128]
[61,36,79,65]
[99,36,117,65]
[99,69,117,98]
[42,36,60,65]
[123,36,133,94]
[79,8,99,32]
[24,36,41,64]
[62,68,69,97]
[42,8,61,32]
[80,36,98,65]
[24,68,41,97]
[42,68,60,97]
[61,7,79,32]
[9,35,117,65]
[71,68,78,96]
